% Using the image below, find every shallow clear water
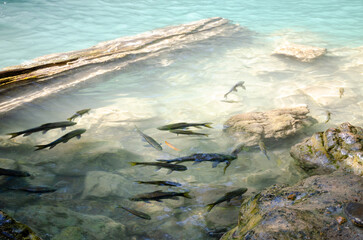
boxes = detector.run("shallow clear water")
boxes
[0,0,362,68]
[0,1,363,240]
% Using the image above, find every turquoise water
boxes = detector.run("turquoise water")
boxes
[0,1,363,240]
[0,0,362,69]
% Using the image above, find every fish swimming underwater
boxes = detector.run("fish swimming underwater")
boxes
[118,206,151,220]
[135,126,162,151]
[258,141,270,160]
[164,141,181,151]
[169,129,209,137]
[130,190,191,203]
[157,153,237,174]
[8,186,57,193]
[7,121,77,139]
[325,110,331,123]
[129,162,187,174]
[0,168,30,177]
[135,180,182,187]
[339,88,344,98]
[224,81,246,98]
[206,188,248,212]
[157,122,212,130]
[34,128,86,151]
[67,108,91,121]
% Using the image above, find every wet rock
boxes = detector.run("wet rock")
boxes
[273,41,327,62]
[224,106,316,146]
[0,209,42,240]
[345,202,363,227]
[52,226,83,240]
[81,171,133,199]
[14,205,126,239]
[336,216,347,225]
[290,122,363,176]
[221,171,363,239]
[0,17,243,114]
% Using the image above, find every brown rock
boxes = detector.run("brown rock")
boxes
[221,171,363,240]
[336,216,347,225]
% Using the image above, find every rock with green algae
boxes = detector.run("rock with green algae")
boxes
[221,171,363,240]
[0,210,42,240]
[290,122,363,176]
[51,226,83,240]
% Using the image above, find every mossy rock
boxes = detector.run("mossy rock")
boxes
[0,210,42,240]
[290,122,363,176]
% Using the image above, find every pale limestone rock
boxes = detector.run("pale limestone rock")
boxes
[224,106,316,146]
[273,41,327,62]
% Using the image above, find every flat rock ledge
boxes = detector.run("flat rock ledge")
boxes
[0,17,236,91]
[221,171,363,240]
[0,17,242,113]
[273,41,327,62]
[290,122,363,176]
[223,106,317,146]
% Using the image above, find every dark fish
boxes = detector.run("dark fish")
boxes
[258,141,270,160]
[118,206,151,220]
[339,88,344,98]
[169,129,209,137]
[34,128,86,151]
[8,186,57,193]
[0,168,30,177]
[135,180,182,187]
[157,153,237,174]
[325,110,331,123]
[224,81,246,98]
[130,190,191,203]
[67,108,91,121]
[206,188,248,212]
[135,126,162,151]
[157,122,212,130]
[7,121,77,139]
[129,162,187,174]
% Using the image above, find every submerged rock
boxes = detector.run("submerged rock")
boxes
[221,171,363,239]
[290,122,363,176]
[345,202,363,227]
[14,205,126,239]
[273,41,327,62]
[0,210,42,240]
[224,106,316,146]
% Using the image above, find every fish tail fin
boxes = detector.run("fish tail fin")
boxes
[183,192,192,199]
[206,203,215,212]
[203,123,213,128]
[128,162,138,166]
[34,145,48,151]
[6,132,21,139]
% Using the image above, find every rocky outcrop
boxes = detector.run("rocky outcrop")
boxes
[273,41,327,62]
[290,122,363,176]
[0,210,43,240]
[223,106,316,146]
[221,171,363,240]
